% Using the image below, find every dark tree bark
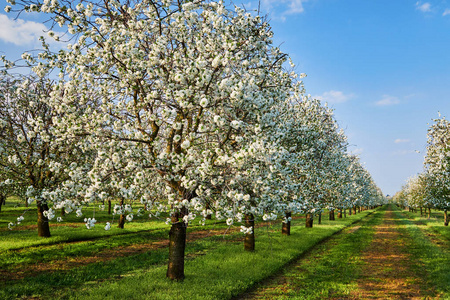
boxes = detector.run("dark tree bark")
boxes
[420,207,423,217]
[349,207,352,215]
[118,198,125,229]
[329,209,335,220]
[108,199,112,215]
[166,210,187,280]
[353,206,357,214]
[318,212,322,224]
[444,209,448,226]
[61,207,65,216]
[337,210,343,219]
[305,213,313,228]
[37,201,51,237]
[118,214,125,229]
[282,211,291,235]
[428,207,431,219]
[205,202,212,220]
[0,195,4,212]
[244,214,255,251]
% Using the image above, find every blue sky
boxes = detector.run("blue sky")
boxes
[1,1,450,195]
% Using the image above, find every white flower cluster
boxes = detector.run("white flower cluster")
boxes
[84,217,97,229]
[0,0,385,237]
[240,226,253,235]
[43,209,55,220]
[398,116,450,216]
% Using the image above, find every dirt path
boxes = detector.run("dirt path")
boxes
[238,206,438,299]
[351,206,435,299]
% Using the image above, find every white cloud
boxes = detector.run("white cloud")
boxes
[261,0,306,17]
[394,139,410,144]
[0,14,47,46]
[443,9,450,16]
[415,2,431,12]
[375,95,400,106]
[350,148,364,155]
[392,150,416,155]
[287,0,305,14]
[314,90,355,104]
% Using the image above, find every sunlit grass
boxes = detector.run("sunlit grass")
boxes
[394,206,450,298]
[0,197,227,251]
[63,211,376,300]
[0,201,376,300]
[237,207,384,300]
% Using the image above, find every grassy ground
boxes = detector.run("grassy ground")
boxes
[237,204,450,300]
[0,198,376,300]
[396,206,450,298]
[238,206,382,299]
[0,197,174,251]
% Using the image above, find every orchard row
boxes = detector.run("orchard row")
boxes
[1,0,385,280]
[394,116,450,226]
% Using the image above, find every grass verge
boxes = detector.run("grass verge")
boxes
[394,206,450,298]
[64,209,376,300]
[236,206,383,300]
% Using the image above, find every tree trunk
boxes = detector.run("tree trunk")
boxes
[358,206,361,213]
[349,207,352,215]
[428,207,431,219]
[306,213,313,228]
[282,211,291,235]
[329,209,335,221]
[37,201,51,237]
[108,199,112,215]
[61,207,65,216]
[344,209,347,218]
[318,212,322,224]
[205,202,212,220]
[353,206,357,214]
[444,209,448,226]
[166,211,187,280]
[244,214,255,251]
[337,210,343,219]
[118,198,125,229]
[118,214,125,229]
[420,207,423,217]
[0,195,4,212]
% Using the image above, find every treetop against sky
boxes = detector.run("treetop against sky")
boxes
[1,0,450,195]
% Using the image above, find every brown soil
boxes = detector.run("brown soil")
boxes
[351,207,436,299]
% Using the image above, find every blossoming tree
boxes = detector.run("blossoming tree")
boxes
[0,74,84,236]
[5,0,309,279]
[4,0,387,280]
[424,116,450,225]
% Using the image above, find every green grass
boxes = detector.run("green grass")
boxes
[400,207,450,242]
[0,198,228,252]
[64,210,376,300]
[0,233,238,300]
[1,198,377,300]
[395,206,450,298]
[239,206,383,300]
